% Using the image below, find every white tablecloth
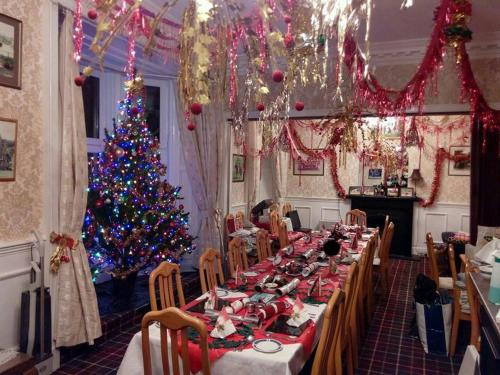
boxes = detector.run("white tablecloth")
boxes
[117,303,326,375]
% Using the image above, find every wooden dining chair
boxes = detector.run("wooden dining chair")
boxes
[374,222,395,297]
[426,233,453,290]
[282,202,293,217]
[339,262,359,375]
[224,213,236,236]
[199,248,225,293]
[278,220,290,249]
[269,210,281,236]
[235,211,245,230]
[448,249,480,355]
[255,229,272,262]
[311,288,345,375]
[364,233,380,324]
[141,307,211,375]
[227,237,249,276]
[149,262,185,311]
[358,236,377,339]
[345,209,367,227]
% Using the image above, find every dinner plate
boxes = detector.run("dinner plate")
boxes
[244,271,259,277]
[216,289,229,297]
[479,265,493,274]
[252,338,283,353]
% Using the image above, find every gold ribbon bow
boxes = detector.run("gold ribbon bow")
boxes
[49,232,79,273]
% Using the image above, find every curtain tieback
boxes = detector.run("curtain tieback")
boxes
[49,232,79,273]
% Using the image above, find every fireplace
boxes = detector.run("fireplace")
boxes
[348,195,418,258]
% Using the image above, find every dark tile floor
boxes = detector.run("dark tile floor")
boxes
[54,258,467,374]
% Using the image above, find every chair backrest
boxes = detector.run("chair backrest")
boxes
[270,210,281,235]
[380,215,389,246]
[278,221,289,249]
[379,222,395,262]
[463,260,481,350]
[342,262,359,342]
[426,233,440,285]
[141,307,211,375]
[311,289,345,375]
[282,202,293,217]
[224,213,236,235]
[447,243,458,285]
[345,209,367,227]
[287,210,302,231]
[199,248,225,293]
[235,211,245,230]
[228,237,249,276]
[149,262,185,310]
[256,229,272,262]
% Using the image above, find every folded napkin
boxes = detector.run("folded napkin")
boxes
[210,309,236,339]
[287,297,309,327]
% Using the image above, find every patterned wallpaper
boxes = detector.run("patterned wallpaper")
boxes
[286,116,471,204]
[0,2,43,241]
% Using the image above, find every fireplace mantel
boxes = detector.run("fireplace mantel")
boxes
[347,195,419,258]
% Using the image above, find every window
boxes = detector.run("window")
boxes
[144,85,160,139]
[83,75,100,139]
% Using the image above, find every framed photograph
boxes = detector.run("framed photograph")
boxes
[448,145,471,176]
[0,117,17,181]
[0,14,22,89]
[387,187,399,197]
[232,154,245,182]
[348,186,362,196]
[293,154,324,176]
[363,186,375,196]
[368,168,383,179]
[400,187,414,197]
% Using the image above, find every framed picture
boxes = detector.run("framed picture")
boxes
[0,14,22,89]
[0,117,17,181]
[363,186,375,196]
[400,187,414,197]
[387,187,399,197]
[348,186,362,196]
[232,154,245,182]
[367,168,383,179]
[293,154,324,176]
[448,145,471,176]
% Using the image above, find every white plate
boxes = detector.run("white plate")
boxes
[216,289,229,297]
[252,338,283,353]
[479,265,493,274]
[244,271,259,277]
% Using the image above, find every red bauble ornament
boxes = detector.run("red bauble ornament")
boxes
[88,9,98,20]
[74,75,85,86]
[95,198,104,208]
[179,204,184,210]
[256,103,265,112]
[295,101,305,111]
[284,15,292,24]
[284,33,295,49]
[272,70,284,83]
[131,107,139,116]
[187,122,196,131]
[190,102,202,115]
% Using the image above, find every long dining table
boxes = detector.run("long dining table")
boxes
[117,227,375,375]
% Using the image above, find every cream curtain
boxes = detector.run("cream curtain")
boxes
[176,95,225,265]
[246,126,262,215]
[271,150,290,205]
[54,13,102,347]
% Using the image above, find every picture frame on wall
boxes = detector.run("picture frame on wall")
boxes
[232,154,245,182]
[348,186,362,196]
[293,153,324,176]
[387,187,399,197]
[400,187,414,197]
[0,117,17,181]
[448,145,471,176]
[0,13,22,89]
[367,168,383,179]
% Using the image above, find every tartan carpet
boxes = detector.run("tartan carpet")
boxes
[54,258,466,374]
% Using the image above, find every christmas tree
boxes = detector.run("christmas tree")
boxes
[83,74,194,281]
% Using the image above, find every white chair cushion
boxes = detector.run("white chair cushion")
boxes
[438,277,453,290]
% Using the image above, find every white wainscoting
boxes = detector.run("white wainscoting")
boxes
[231,203,247,216]
[0,238,37,349]
[285,196,470,255]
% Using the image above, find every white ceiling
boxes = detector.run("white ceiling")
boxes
[144,0,500,43]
